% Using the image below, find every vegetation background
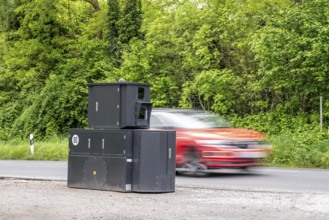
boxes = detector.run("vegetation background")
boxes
[1,0,329,168]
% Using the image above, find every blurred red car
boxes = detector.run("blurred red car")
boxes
[150,109,271,175]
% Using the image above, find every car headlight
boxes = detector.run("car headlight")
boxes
[195,140,238,149]
[202,151,236,158]
[195,140,271,150]
[195,140,233,145]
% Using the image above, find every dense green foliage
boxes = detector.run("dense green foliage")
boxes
[269,131,329,168]
[1,0,329,166]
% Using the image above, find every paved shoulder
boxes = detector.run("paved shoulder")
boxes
[0,160,67,180]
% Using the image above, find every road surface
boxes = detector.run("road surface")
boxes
[0,160,328,193]
[0,160,328,219]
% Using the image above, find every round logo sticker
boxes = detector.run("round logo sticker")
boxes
[72,134,79,146]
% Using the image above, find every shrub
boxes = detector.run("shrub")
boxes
[269,130,329,168]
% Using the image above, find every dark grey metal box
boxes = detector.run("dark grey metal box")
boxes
[87,82,152,129]
[132,130,176,192]
[68,129,176,193]
[67,155,133,192]
[68,129,133,192]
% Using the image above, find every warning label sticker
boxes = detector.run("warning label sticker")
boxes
[72,134,79,146]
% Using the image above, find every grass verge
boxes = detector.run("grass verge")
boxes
[0,136,68,161]
[0,131,328,169]
[268,130,329,169]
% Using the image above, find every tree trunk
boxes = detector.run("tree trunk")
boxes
[83,0,100,12]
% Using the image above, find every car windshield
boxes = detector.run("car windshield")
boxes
[150,110,231,129]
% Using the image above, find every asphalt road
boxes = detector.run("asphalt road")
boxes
[1,160,329,219]
[0,160,328,193]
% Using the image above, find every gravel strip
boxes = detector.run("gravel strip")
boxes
[0,179,328,220]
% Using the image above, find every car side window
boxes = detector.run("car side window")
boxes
[150,115,165,128]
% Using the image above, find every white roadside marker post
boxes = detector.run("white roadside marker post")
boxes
[30,134,34,155]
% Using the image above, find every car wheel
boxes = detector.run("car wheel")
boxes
[179,148,207,176]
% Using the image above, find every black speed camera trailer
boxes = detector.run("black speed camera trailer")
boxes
[67,81,176,193]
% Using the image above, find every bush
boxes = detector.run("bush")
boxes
[268,130,329,168]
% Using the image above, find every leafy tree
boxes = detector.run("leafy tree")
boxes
[1,0,329,141]
[106,0,120,67]
[0,0,74,138]
[83,0,101,12]
[0,0,22,33]
[0,0,110,140]
[119,0,291,113]
[251,0,329,123]
[117,0,142,45]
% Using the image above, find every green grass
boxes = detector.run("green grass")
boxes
[268,130,329,169]
[0,136,68,161]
